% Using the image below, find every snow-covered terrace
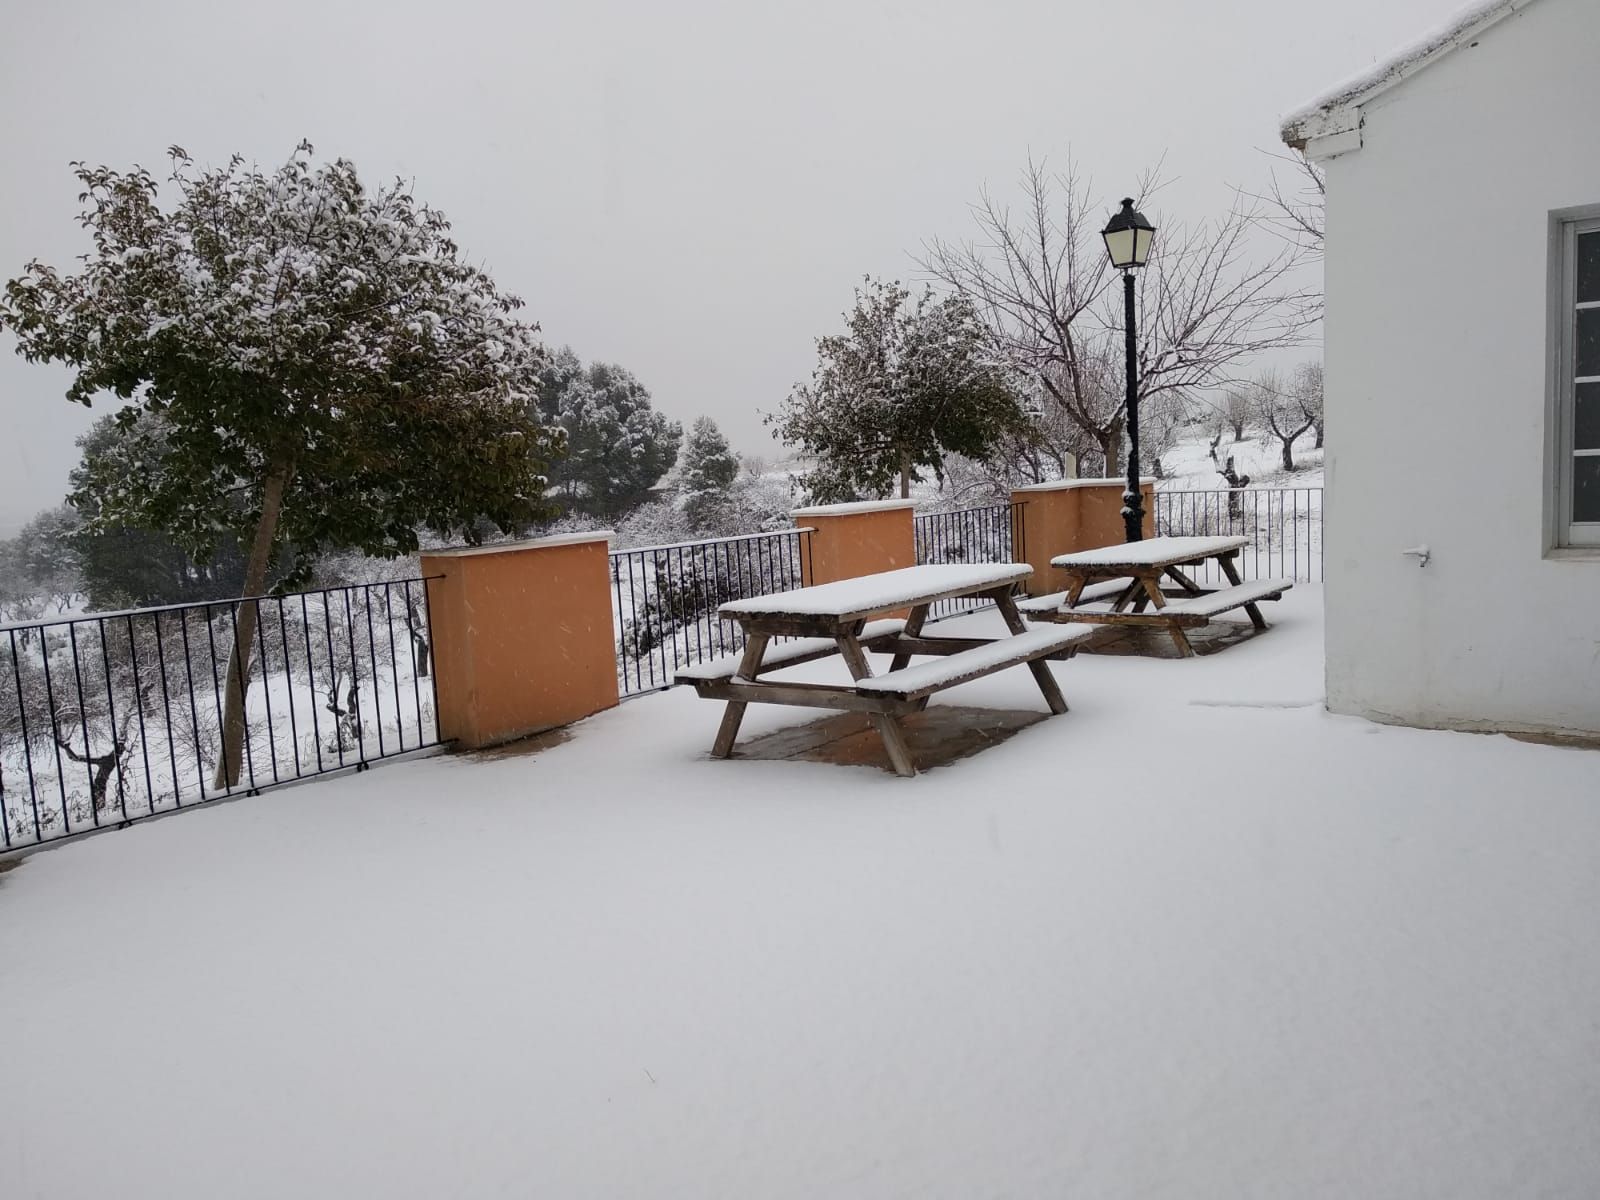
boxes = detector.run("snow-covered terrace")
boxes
[4,589,1598,1198]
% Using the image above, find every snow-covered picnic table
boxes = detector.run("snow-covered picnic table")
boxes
[676,563,1097,776]
[1024,534,1292,657]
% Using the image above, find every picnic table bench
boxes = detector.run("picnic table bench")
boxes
[676,563,1097,777]
[1023,535,1292,657]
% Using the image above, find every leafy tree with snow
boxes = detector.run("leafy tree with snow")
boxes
[536,347,681,519]
[770,278,1024,502]
[678,416,740,529]
[0,143,561,786]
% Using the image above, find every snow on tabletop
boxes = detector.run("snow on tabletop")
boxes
[6,588,1600,1200]
[1280,0,1532,143]
[791,498,917,518]
[719,563,1030,618]
[1051,534,1249,568]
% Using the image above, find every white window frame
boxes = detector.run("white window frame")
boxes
[1551,209,1600,550]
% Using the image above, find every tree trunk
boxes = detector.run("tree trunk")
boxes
[1098,417,1123,477]
[405,601,431,678]
[1279,439,1295,472]
[214,462,292,789]
[898,452,911,500]
[1313,422,1324,450]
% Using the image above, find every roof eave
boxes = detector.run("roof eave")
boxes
[1279,0,1539,158]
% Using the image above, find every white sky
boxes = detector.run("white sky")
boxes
[0,0,1464,535]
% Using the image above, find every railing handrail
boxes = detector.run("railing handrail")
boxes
[913,501,1017,519]
[1153,485,1324,496]
[613,527,813,557]
[0,576,440,637]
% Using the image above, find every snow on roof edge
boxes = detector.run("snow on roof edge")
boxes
[1280,0,1538,148]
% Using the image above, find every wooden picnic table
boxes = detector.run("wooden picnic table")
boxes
[1026,535,1292,657]
[675,563,1098,777]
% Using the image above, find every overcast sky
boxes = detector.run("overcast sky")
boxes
[0,0,1462,535]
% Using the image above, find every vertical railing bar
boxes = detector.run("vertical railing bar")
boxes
[323,593,345,765]
[276,599,302,779]
[420,578,441,743]
[95,619,130,821]
[254,600,280,786]
[341,588,361,762]
[151,609,178,811]
[66,624,102,828]
[383,585,404,754]
[224,605,257,793]
[301,593,325,772]
[37,627,71,833]
[363,585,385,760]
[124,614,155,817]
[203,606,231,794]
[412,582,432,742]
[8,628,42,844]
[177,608,204,802]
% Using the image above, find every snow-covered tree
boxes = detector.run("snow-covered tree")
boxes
[922,156,1317,474]
[1251,368,1317,471]
[536,347,681,519]
[0,505,83,613]
[769,278,1025,502]
[678,416,740,529]
[1292,360,1324,450]
[0,143,562,786]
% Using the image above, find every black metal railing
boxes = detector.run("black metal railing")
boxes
[914,502,1024,619]
[1,579,440,850]
[611,529,812,697]
[1153,487,1324,582]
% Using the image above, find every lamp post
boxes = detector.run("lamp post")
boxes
[1101,197,1156,542]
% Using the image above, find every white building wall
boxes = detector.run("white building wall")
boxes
[1322,0,1600,735]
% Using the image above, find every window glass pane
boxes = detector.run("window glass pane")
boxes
[1579,231,1600,304]
[1575,455,1600,524]
[1579,308,1600,378]
[1577,382,1600,450]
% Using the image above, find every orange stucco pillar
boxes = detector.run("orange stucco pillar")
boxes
[421,532,619,750]
[793,499,917,586]
[1009,479,1156,595]
[1076,478,1156,548]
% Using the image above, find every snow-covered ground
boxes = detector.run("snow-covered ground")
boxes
[4,589,1598,1199]
[1158,428,1324,491]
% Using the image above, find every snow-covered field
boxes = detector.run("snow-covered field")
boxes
[1158,428,1324,491]
[4,589,1598,1199]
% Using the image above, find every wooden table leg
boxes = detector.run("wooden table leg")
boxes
[993,590,1068,715]
[710,634,768,758]
[1216,553,1269,630]
[890,604,930,671]
[836,631,917,778]
[1136,570,1194,658]
[1164,565,1204,596]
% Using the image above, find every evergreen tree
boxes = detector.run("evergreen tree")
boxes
[536,347,682,519]
[678,416,740,529]
[68,413,276,608]
[769,278,1025,502]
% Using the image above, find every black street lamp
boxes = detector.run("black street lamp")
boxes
[1101,197,1156,542]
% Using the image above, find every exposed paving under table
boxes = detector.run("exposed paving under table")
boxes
[730,705,1048,773]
